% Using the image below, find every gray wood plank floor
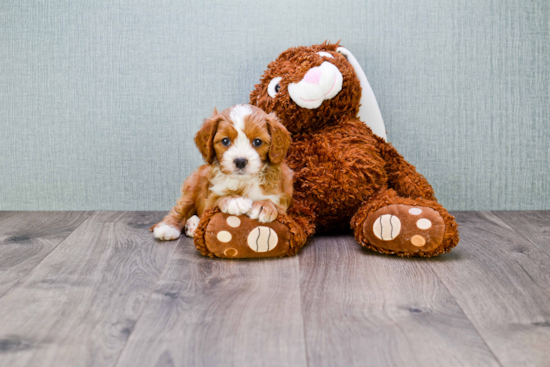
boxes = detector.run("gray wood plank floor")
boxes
[0,211,548,367]
[0,212,91,297]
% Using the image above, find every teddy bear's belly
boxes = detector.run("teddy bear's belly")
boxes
[287,137,388,230]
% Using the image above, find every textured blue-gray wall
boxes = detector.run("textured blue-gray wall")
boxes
[1,0,548,211]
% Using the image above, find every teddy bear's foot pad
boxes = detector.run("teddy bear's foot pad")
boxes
[203,213,292,258]
[363,204,445,255]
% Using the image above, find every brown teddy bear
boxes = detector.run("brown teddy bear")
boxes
[194,42,459,258]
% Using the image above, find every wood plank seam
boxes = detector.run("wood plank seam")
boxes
[111,236,182,367]
[115,238,309,367]
[426,254,505,367]
[298,259,312,367]
[0,211,93,300]
[0,211,179,366]
[298,233,503,367]
[427,211,550,366]
[492,211,548,253]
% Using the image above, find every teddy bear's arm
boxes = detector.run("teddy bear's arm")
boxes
[375,136,437,201]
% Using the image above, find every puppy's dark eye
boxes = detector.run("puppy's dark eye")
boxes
[252,139,263,147]
[221,138,231,146]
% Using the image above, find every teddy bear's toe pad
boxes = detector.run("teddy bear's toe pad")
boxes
[204,213,291,258]
[364,205,445,254]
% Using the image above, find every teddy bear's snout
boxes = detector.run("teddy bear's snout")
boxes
[288,61,343,110]
[303,68,322,85]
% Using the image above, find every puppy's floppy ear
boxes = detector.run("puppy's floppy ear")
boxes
[195,110,222,164]
[265,112,291,164]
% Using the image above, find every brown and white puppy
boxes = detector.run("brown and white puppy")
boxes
[151,104,293,241]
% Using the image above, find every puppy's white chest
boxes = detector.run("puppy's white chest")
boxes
[209,174,280,205]
[209,175,250,196]
[246,183,280,205]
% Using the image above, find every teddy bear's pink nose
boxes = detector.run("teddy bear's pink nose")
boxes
[303,68,322,85]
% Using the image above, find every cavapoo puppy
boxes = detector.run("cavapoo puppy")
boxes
[151,104,293,240]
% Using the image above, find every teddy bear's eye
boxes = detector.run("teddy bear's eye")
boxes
[221,138,231,146]
[268,77,282,98]
[336,50,348,60]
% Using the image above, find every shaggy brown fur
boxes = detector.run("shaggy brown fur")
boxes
[245,41,459,257]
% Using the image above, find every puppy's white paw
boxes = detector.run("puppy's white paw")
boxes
[154,224,181,241]
[185,215,200,237]
[247,201,278,223]
[219,197,253,216]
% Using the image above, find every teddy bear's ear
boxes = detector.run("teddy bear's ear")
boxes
[194,112,222,164]
[337,47,387,141]
[265,113,291,165]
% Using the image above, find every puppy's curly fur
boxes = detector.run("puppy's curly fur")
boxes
[151,104,292,241]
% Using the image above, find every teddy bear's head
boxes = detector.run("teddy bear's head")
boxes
[250,42,362,134]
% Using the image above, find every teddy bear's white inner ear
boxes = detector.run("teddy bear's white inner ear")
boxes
[337,47,387,141]
[317,51,334,59]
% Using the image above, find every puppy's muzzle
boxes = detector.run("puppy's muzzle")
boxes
[234,158,248,169]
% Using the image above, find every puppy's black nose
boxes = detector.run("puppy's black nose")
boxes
[234,158,248,169]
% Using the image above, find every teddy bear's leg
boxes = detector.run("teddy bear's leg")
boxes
[376,138,437,201]
[192,207,311,259]
[351,189,459,257]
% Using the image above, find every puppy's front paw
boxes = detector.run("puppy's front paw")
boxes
[219,196,253,216]
[154,224,181,241]
[247,200,278,223]
[185,215,200,237]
